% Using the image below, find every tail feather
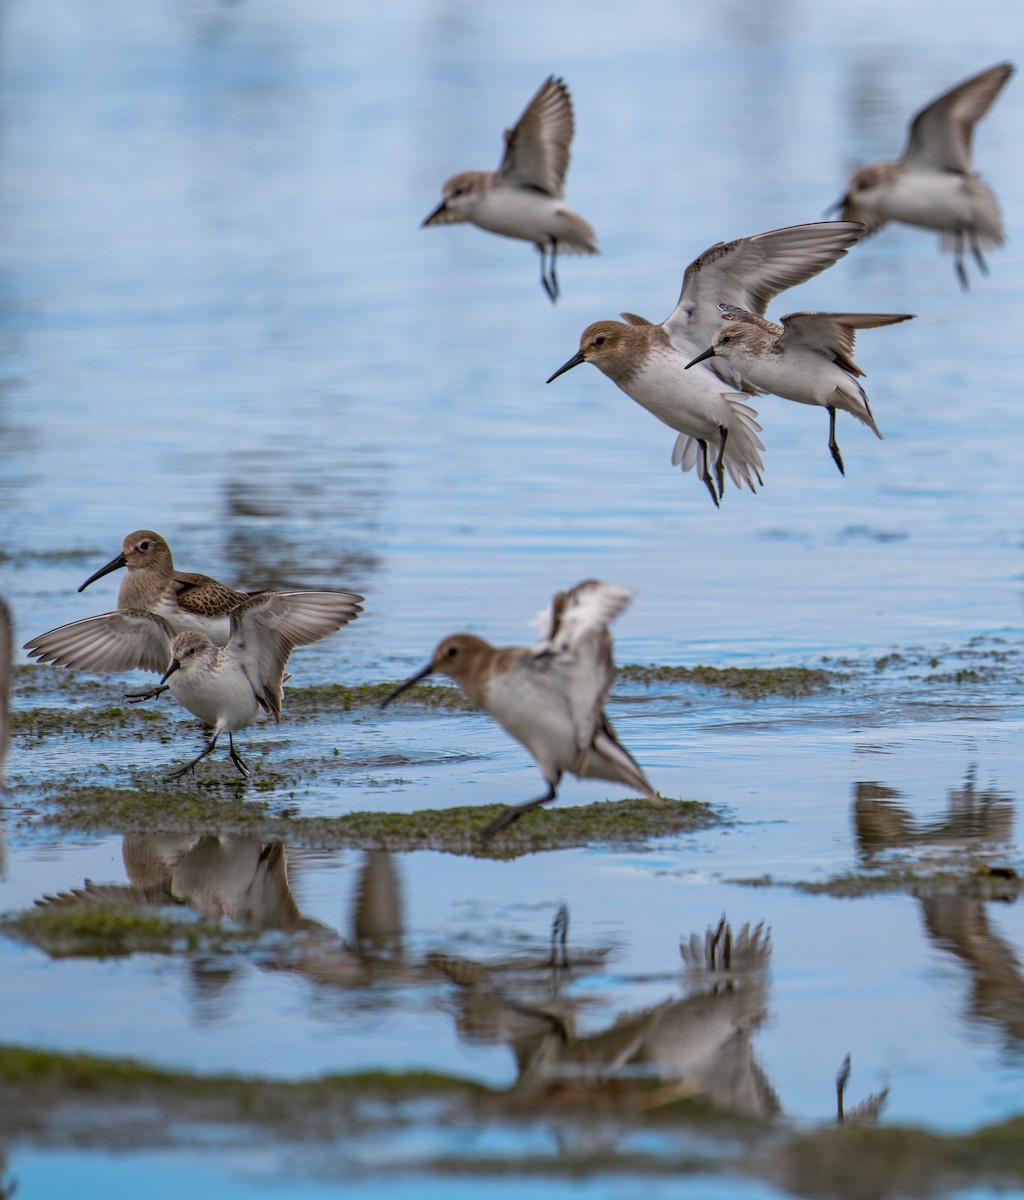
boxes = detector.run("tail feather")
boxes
[837,382,884,439]
[671,396,766,493]
[577,716,662,806]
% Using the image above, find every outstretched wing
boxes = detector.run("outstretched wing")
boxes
[902,62,1014,174]
[227,591,363,720]
[534,580,633,755]
[778,312,914,377]
[498,75,576,196]
[663,222,866,371]
[23,610,175,674]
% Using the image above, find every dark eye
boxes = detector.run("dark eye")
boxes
[446,645,458,659]
[594,336,605,347]
[139,540,150,550]
[720,336,732,344]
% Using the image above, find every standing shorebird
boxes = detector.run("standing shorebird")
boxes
[686,305,914,476]
[26,591,363,779]
[421,75,599,303]
[836,62,1014,289]
[76,530,251,645]
[382,580,660,838]
[547,221,865,504]
[72,530,363,653]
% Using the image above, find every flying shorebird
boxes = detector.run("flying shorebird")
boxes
[27,591,362,779]
[382,580,660,838]
[421,75,599,303]
[835,62,1014,289]
[685,304,914,476]
[546,221,865,504]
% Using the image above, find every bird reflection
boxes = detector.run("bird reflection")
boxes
[852,769,1024,1049]
[33,837,414,997]
[853,769,1014,864]
[921,896,1024,1045]
[434,912,779,1118]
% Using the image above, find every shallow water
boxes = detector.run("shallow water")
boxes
[1,0,1023,1196]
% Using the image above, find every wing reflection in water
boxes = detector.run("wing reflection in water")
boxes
[32,837,418,1002]
[434,911,779,1118]
[922,895,1024,1045]
[853,768,1024,1048]
[853,768,1014,864]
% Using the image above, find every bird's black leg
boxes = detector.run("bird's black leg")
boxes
[539,245,557,304]
[836,1054,852,1123]
[548,241,560,303]
[550,903,570,970]
[481,781,558,839]
[125,684,170,703]
[227,732,250,778]
[166,734,220,781]
[715,424,729,499]
[953,231,969,291]
[827,406,845,476]
[698,439,721,507]
[970,235,989,276]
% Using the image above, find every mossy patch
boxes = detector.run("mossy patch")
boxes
[2,1043,1024,1192]
[734,864,1021,901]
[284,680,470,714]
[0,903,253,958]
[0,1043,483,1105]
[25,786,718,856]
[13,703,175,742]
[619,663,839,698]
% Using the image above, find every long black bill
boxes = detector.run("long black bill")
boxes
[684,346,716,370]
[78,552,127,593]
[160,658,181,685]
[822,196,847,219]
[380,664,433,708]
[420,200,448,227]
[546,350,585,384]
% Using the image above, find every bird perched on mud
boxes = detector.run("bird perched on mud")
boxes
[25,591,363,779]
[421,75,598,303]
[686,305,914,476]
[77,529,249,642]
[382,580,660,838]
[31,529,363,691]
[834,62,1013,288]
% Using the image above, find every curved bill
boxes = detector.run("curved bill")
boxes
[78,551,127,593]
[380,663,434,708]
[421,200,449,227]
[161,657,181,684]
[546,350,585,384]
[684,346,716,370]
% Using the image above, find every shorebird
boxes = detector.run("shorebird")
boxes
[28,591,362,779]
[686,304,914,475]
[422,75,598,302]
[546,221,865,504]
[76,530,250,645]
[835,62,1013,289]
[382,580,660,838]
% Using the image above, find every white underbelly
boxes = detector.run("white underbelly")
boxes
[623,356,730,440]
[171,662,261,733]
[472,190,576,246]
[876,171,981,231]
